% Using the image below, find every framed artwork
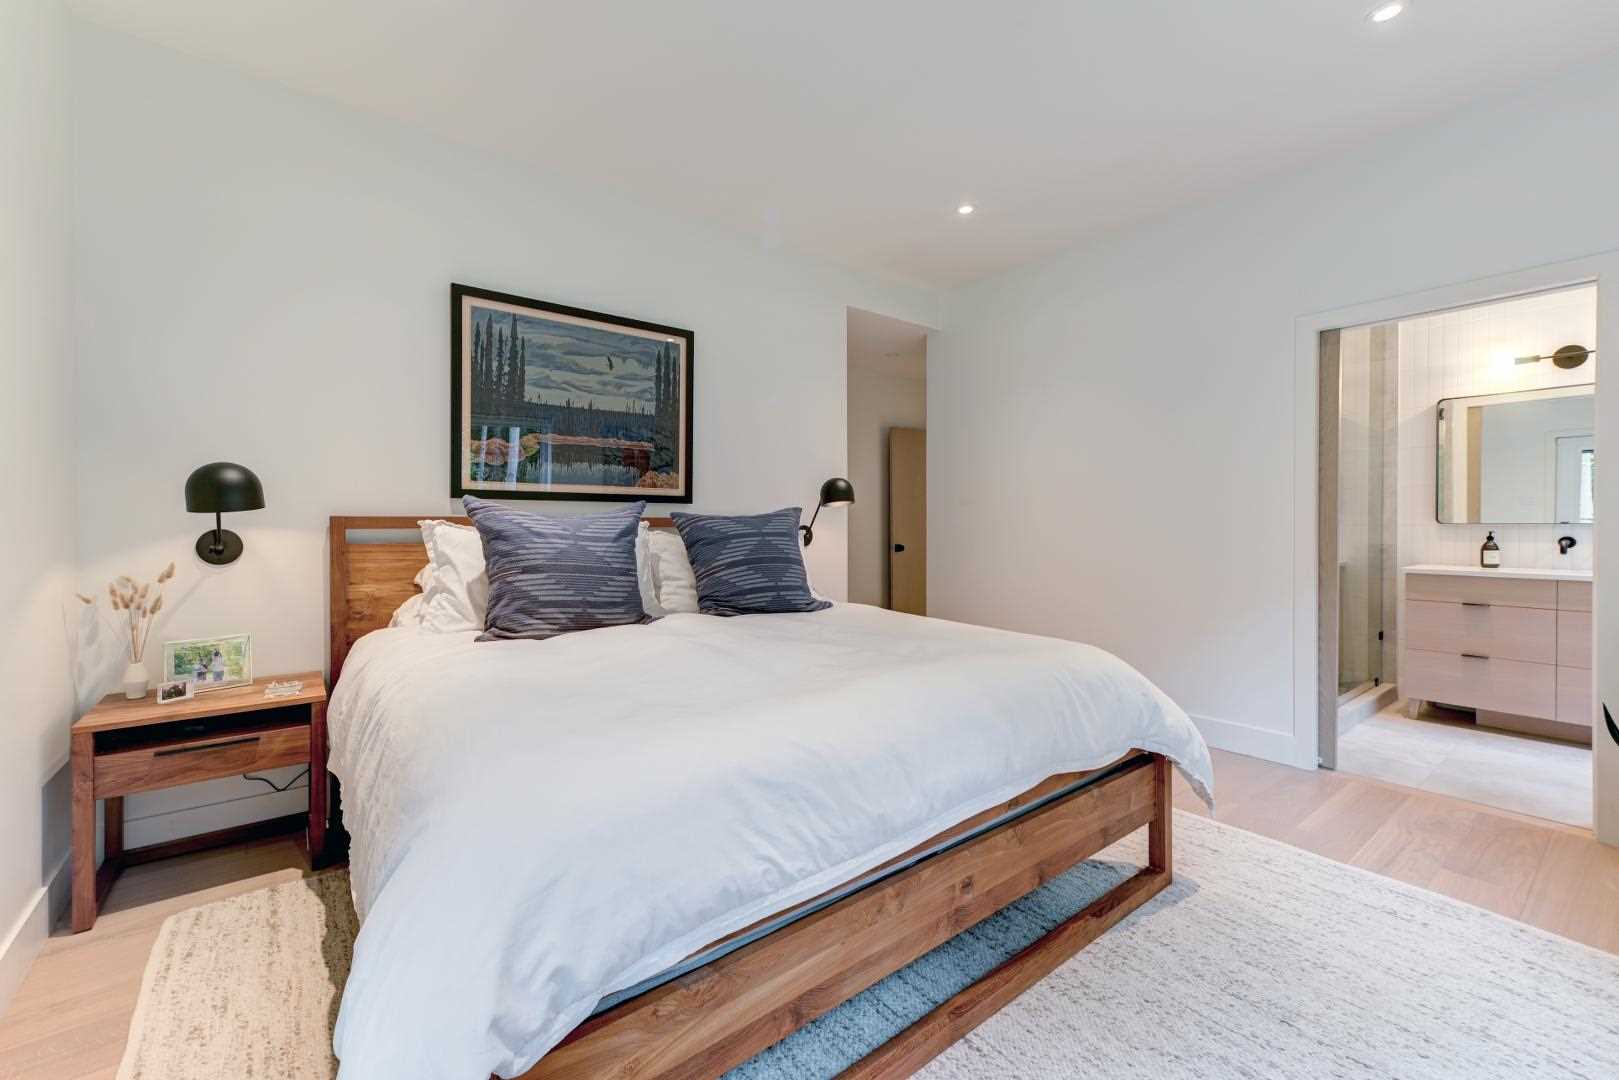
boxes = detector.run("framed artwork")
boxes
[162,634,252,693]
[450,283,694,502]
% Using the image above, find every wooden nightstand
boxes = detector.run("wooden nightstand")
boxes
[70,671,329,932]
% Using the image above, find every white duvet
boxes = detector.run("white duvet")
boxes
[327,603,1213,1079]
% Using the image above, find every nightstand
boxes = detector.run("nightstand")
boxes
[70,671,329,932]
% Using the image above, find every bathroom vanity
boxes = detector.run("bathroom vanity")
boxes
[1402,565,1593,743]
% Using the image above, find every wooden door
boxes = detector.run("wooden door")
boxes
[888,427,926,614]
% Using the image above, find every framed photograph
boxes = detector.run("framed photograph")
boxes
[162,634,252,693]
[156,679,194,705]
[451,283,694,502]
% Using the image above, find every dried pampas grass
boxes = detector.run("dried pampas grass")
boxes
[95,562,177,663]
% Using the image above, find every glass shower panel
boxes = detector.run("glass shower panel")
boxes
[1337,327,1385,697]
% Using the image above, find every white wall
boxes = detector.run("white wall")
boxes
[847,328,926,608]
[933,59,1619,769]
[69,24,938,846]
[1,0,73,1011]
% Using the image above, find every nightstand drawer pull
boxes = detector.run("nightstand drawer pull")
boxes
[155,736,259,757]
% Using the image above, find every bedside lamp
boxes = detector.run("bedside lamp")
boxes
[185,462,265,565]
[799,477,854,547]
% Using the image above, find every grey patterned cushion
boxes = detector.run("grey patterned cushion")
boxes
[463,497,648,641]
[670,508,832,617]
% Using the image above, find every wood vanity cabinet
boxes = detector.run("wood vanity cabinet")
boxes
[1402,571,1592,744]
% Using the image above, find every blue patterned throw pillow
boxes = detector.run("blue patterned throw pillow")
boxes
[670,508,832,617]
[463,497,648,641]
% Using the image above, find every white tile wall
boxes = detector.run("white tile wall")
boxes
[1393,284,1597,668]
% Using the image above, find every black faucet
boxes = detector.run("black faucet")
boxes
[1558,535,1577,555]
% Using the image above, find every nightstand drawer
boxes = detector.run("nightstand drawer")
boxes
[94,723,309,798]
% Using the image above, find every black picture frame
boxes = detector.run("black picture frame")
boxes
[450,283,695,503]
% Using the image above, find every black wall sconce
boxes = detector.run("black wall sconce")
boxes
[185,462,265,565]
[799,477,854,546]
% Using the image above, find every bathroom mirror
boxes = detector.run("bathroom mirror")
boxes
[1435,384,1594,524]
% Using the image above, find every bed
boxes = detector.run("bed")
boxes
[324,515,1214,1080]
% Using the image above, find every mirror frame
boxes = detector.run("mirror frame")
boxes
[1434,383,1595,525]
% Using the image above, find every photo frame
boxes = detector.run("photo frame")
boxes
[451,283,694,502]
[156,679,194,705]
[162,634,252,693]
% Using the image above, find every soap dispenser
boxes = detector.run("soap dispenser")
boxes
[1481,531,1501,569]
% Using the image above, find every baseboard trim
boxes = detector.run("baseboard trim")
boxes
[123,785,309,850]
[0,852,70,1017]
[123,813,305,868]
[1187,712,1305,768]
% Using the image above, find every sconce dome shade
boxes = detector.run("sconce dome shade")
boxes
[819,477,855,507]
[185,462,265,514]
[1553,344,1592,370]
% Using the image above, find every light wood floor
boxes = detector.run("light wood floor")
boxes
[2,748,1616,1079]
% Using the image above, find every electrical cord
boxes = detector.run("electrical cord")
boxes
[241,766,310,793]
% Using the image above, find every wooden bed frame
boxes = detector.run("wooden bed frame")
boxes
[328,515,1174,1080]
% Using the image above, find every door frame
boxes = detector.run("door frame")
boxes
[1291,251,1619,845]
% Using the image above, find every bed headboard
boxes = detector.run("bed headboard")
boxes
[328,514,676,683]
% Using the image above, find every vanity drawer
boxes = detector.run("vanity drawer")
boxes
[1404,573,1556,610]
[93,723,309,799]
[1558,581,1592,612]
[1557,610,1592,669]
[1401,648,1556,720]
[1557,665,1593,729]
[1404,600,1555,664]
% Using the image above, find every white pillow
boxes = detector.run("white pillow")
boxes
[418,519,488,633]
[635,521,666,618]
[646,529,700,614]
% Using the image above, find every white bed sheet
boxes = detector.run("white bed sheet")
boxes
[327,603,1213,1079]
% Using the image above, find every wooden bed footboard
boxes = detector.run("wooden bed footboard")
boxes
[522,752,1173,1080]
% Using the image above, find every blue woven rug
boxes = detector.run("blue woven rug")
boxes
[723,856,1138,1078]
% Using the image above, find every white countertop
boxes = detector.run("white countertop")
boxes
[1402,563,1592,582]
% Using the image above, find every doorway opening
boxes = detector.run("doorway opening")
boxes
[846,308,927,614]
[1318,284,1597,828]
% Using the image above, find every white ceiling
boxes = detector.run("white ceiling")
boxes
[70,1,1619,289]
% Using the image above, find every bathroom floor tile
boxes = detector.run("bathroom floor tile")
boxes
[1335,700,1592,829]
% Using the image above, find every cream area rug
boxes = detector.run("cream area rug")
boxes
[117,814,1619,1080]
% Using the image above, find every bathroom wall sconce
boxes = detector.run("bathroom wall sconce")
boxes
[185,461,266,565]
[1515,344,1594,369]
[799,477,855,547]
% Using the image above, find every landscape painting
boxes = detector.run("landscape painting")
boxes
[451,284,693,501]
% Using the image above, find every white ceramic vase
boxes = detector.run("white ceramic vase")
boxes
[122,659,149,700]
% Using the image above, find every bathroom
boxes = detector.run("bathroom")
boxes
[1324,284,1596,827]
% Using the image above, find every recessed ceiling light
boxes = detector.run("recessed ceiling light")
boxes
[1368,2,1406,23]
[957,203,975,216]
